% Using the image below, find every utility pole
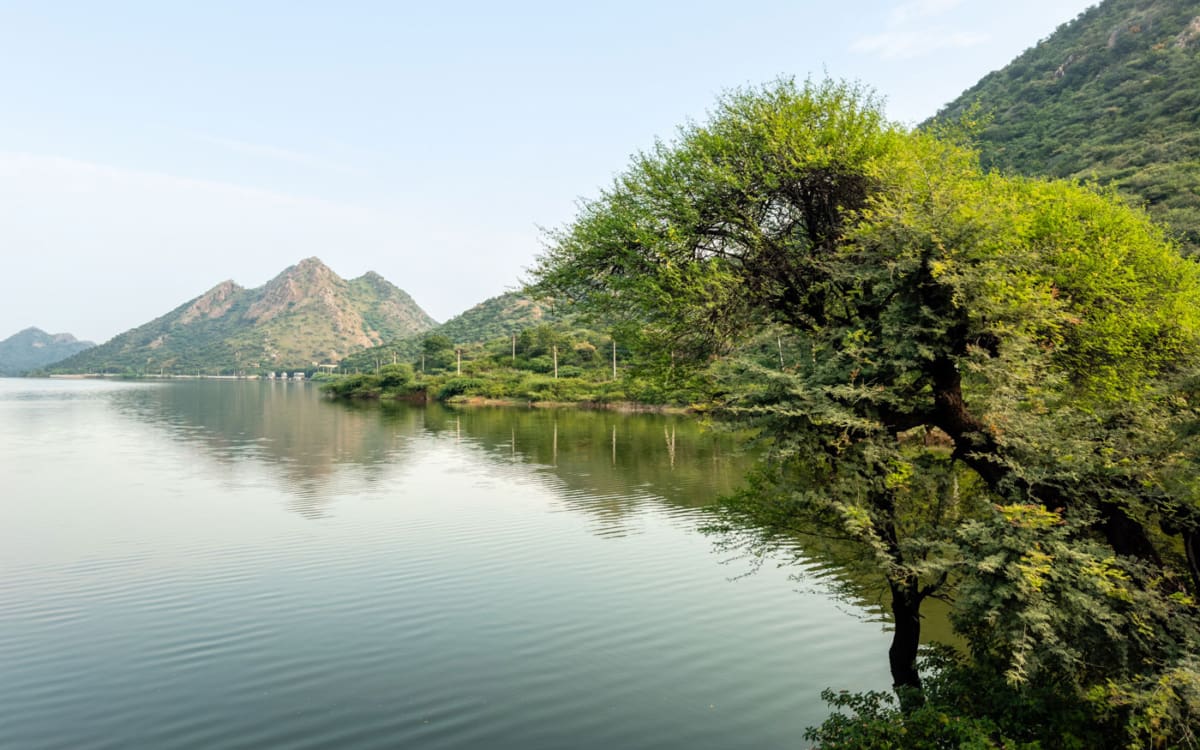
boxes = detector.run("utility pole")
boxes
[778,336,785,369]
[553,345,558,379]
[456,348,462,376]
[612,339,617,380]
[512,333,516,363]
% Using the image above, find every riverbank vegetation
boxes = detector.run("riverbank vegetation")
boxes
[320,322,717,407]
[531,77,1200,747]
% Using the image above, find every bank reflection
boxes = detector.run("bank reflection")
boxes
[413,405,756,538]
[109,382,755,527]
[110,381,428,517]
[106,380,952,641]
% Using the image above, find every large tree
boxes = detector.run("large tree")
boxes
[532,78,1200,737]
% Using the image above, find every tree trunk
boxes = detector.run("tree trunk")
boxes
[1097,501,1162,564]
[869,489,926,710]
[888,578,925,711]
[928,358,1161,565]
[1184,529,1200,595]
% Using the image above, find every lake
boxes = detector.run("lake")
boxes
[0,378,892,749]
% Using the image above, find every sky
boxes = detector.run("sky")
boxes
[0,0,1098,344]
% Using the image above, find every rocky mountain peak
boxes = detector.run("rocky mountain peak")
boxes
[249,258,343,324]
[178,280,242,325]
[285,257,335,282]
[46,259,435,374]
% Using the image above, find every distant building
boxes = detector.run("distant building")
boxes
[292,371,306,380]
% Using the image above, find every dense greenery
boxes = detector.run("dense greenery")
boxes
[50,258,435,375]
[330,285,760,405]
[934,0,1200,251]
[323,318,713,406]
[0,327,94,375]
[338,290,574,372]
[532,77,1200,746]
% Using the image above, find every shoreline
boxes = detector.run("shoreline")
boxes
[442,395,693,413]
[44,373,310,381]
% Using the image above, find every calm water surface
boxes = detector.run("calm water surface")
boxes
[0,379,892,749]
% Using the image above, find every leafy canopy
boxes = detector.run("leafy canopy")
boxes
[533,76,1200,747]
[534,78,1200,410]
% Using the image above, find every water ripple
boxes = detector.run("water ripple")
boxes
[0,380,892,750]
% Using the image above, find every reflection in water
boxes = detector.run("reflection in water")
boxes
[0,379,902,750]
[111,381,425,517]
[111,381,756,534]
[110,384,942,635]
[104,383,928,627]
[415,405,754,538]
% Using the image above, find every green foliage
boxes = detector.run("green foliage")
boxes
[804,688,1029,750]
[435,376,488,400]
[320,363,421,400]
[949,505,1200,745]
[340,291,573,372]
[532,77,901,363]
[533,75,1200,747]
[808,636,1200,749]
[320,373,383,399]
[326,296,720,405]
[420,334,457,372]
[377,363,415,390]
[806,646,1106,749]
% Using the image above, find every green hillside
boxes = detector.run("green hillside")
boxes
[328,290,719,405]
[340,290,574,371]
[933,0,1200,250]
[50,258,436,375]
[0,328,94,375]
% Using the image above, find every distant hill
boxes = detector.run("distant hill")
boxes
[932,0,1200,250]
[0,328,94,375]
[51,258,437,374]
[340,290,574,371]
[432,291,574,345]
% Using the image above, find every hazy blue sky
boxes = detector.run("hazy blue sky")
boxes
[1,0,1097,343]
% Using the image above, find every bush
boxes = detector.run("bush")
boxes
[521,375,590,402]
[378,363,414,390]
[321,374,381,399]
[436,377,489,400]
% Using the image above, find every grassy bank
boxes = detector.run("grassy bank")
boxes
[318,362,705,410]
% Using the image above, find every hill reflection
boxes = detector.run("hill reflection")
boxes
[109,381,757,528]
[102,380,953,641]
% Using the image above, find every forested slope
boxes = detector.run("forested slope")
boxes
[934,0,1200,250]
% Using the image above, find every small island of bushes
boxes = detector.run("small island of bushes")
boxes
[318,324,716,409]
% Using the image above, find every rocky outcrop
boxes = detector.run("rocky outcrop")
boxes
[48,258,437,374]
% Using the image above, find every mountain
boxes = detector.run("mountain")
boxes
[0,328,95,375]
[340,290,573,370]
[51,258,437,374]
[932,0,1200,250]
